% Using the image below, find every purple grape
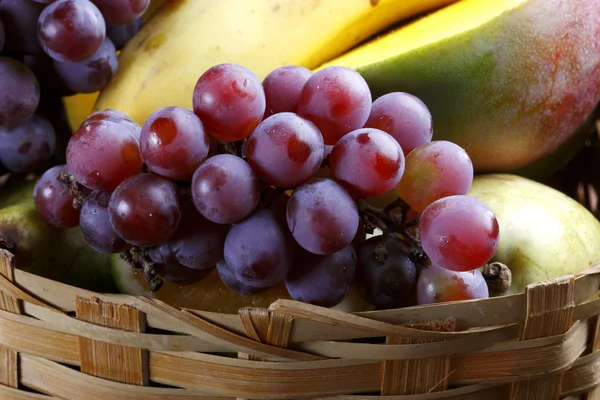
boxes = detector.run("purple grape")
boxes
[0,57,40,128]
[285,245,357,308]
[356,235,418,309]
[147,245,213,285]
[217,259,266,296]
[246,112,324,188]
[80,191,129,254]
[191,154,260,224]
[23,53,76,97]
[262,65,313,118]
[90,0,149,26]
[53,37,118,93]
[0,115,56,173]
[33,164,80,228]
[0,0,45,54]
[224,209,292,288]
[106,18,142,50]
[417,263,489,305]
[286,178,359,255]
[82,109,141,141]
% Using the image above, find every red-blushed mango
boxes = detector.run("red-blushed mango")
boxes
[319,0,600,173]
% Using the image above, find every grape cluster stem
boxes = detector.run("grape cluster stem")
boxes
[57,171,89,210]
[482,262,512,293]
[120,247,164,292]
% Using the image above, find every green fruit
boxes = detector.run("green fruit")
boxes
[468,174,600,295]
[320,0,600,174]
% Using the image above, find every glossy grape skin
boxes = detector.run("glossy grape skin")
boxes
[147,245,213,285]
[287,178,359,255]
[33,164,80,228]
[140,106,210,181]
[0,0,45,54]
[419,195,500,272]
[297,66,372,145]
[330,128,405,197]
[192,63,266,142]
[80,191,129,254]
[0,115,56,173]
[191,154,260,224]
[37,0,106,63]
[108,173,183,247]
[285,245,357,308]
[262,65,313,118]
[417,263,489,305]
[217,259,266,295]
[90,0,149,26]
[365,92,433,156]
[66,119,143,191]
[82,109,141,141]
[356,235,418,309]
[53,37,118,93]
[246,112,324,188]
[397,141,474,213]
[107,18,142,50]
[0,58,40,128]
[224,209,292,288]
[165,202,229,270]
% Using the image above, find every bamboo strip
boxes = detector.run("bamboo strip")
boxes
[0,384,54,400]
[0,249,20,388]
[562,349,600,396]
[585,296,600,400]
[323,384,511,399]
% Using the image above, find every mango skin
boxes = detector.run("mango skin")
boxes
[468,174,600,295]
[326,0,600,173]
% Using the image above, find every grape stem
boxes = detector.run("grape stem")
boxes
[120,247,164,292]
[57,171,89,210]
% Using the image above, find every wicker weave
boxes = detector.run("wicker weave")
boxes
[1,248,600,399]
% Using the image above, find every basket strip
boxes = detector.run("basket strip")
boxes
[323,384,511,399]
[562,348,600,396]
[0,250,19,388]
[510,275,576,399]
[0,384,54,400]
[584,308,600,400]
[75,296,149,385]
[238,307,294,362]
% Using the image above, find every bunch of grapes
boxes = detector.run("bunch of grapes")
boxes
[0,0,149,175]
[33,62,502,310]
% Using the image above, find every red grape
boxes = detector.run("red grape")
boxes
[0,114,56,173]
[192,63,265,142]
[217,259,266,295]
[66,119,143,191]
[90,0,149,26]
[419,195,500,272]
[191,154,260,224]
[108,173,183,247]
[80,190,129,254]
[33,164,80,228]
[37,0,106,63]
[287,178,359,255]
[107,18,142,50]
[285,245,357,308]
[82,109,141,141]
[297,66,372,145]
[262,65,313,118]
[397,141,473,212]
[246,112,324,188]
[364,92,433,156]
[0,57,40,128]
[330,127,405,197]
[417,263,489,305]
[140,106,210,181]
[0,0,45,54]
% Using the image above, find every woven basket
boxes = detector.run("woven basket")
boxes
[2,247,600,400]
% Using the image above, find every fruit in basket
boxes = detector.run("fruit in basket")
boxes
[468,174,600,295]
[321,0,600,173]
[94,0,461,124]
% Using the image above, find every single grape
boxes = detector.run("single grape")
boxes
[0,18,5,53]
[419,195,500,272]
[81,109,141,141]
[397,141,474,212]
[191,154,260,224]
[287,178,359,255]
[217,259,266,296]
[224,209,292,288]
[166,202,229,269]
[297,66,372,145]
[246,112,324,188]
[417,263,489,305]
[0,115,56,173]
[23,53,75,97]
[37,0,106,63]
[364,92,433,156]
[356,235,418,309]
[285,245,357,308]
[0,57,40,128]
[0,0,45,54]
[262,65,313,118]
[192,63,266,142]
[90,0,149,26]
[147,246,213,285]
[66,119,143,191]
[140,106,210,181]
[330,127,405,197]
[53,37,118,93]
[79,191,129,254]
[33,164,80,228]
[108,173,183,247]
[107,18,142,50]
